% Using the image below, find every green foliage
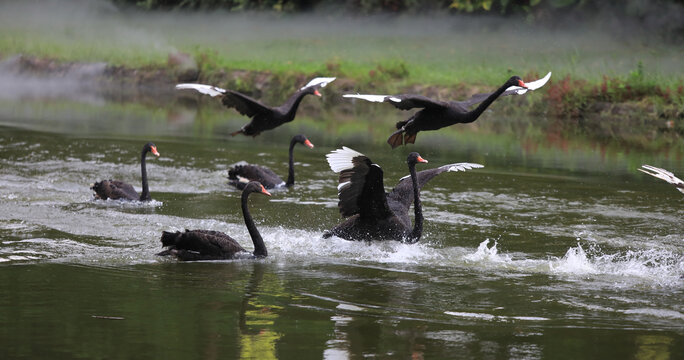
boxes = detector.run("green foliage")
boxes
[369,60,410,81]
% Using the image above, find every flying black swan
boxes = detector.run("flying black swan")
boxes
[322,147,482,242]
[158,181,272,261]
[344,72,551,148]
[91,142,160,201]
[228,134,314,190]
[638,165,684,194]
[176,77,335,137]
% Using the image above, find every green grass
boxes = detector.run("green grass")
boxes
[1,5,682,90]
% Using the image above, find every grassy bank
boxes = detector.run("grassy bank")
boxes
[0,2,682,149]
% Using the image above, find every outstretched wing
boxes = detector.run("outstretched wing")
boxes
[460,72,552,108]
[388,162,484,211]
[639,164,684,194]
[343,93,449,111]
[326,147,392,219]
[222,90,275,118]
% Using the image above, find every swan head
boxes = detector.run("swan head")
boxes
[144,142,160,157]
[407,152,428,165]
[292,134,314,149]
[245,181,272,197]
[509,76,527,89]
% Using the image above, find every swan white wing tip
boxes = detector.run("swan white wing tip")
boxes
[639,165,684,188]
[443,163,485,172]
[175,83,226,97]
[525,71,552,91]
[301,77,336,90]
[342,94,390,103]
[505,71,552,94]
[399,162,484,181]
[326,146,365,173]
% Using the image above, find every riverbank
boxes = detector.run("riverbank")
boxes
[1,53,681,153]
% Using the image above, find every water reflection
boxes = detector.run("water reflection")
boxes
[634,335,674,360]
[238,263,281,360]
[1,94,681,177]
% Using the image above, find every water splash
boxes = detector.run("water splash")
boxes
[549,243,596,274]
[463,239,509,263]
[549,243,683,287]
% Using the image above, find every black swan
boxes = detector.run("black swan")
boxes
[323,147,429,242]
[344,72,551,148]
[176,77,335,137]
[228,134,314,190]
[91,142,160,201]
[323,147,484,242]
[158,181,272,261]
[638,165,684,194]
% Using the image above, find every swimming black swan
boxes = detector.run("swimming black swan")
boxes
[322,147,424,242]
[228,134,314,190]
[158,181,272,261]
[176,77,335,137]
[91,142,160,201]
[638,165,684,194]
[344,72,551,148]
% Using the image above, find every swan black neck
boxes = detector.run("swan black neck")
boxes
[242,190,267,257]
[282,89,311,120]
[285,137,298,187]
[464,80,516,123]
[139,147,151,201]
[407,161,423,243]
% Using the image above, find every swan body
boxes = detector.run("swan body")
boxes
[176,77,335,137]
[158,181,272,261]
[228,134,314,189]
[91,142,160,201]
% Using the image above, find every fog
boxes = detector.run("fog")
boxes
[0,0,682,93]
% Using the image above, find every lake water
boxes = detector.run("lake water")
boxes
[0,93,682,359]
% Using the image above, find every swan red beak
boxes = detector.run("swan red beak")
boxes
[313,89,322,97]
[518,79,528,88]
[260,185,272,196]
[151,146,160,157]
[416,155,428,163]
[304,139,314,149]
